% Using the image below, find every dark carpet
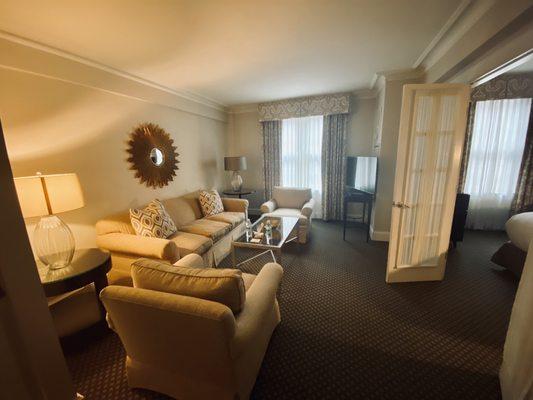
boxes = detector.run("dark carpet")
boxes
[64,222,518,399]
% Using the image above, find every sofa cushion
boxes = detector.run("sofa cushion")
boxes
[168,231,213,256]
[206,211,245,228]
[180,219,231,242]
[130,199,177,238]
[199,189,224,217]
[131,258,246,314]
[161,192,204,228]
[273,186,312,209]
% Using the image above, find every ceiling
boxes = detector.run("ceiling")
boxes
[0,0,462,106]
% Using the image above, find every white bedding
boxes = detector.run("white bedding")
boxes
[506,212,533,252]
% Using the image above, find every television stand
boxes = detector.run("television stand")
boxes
[343,188,373,242]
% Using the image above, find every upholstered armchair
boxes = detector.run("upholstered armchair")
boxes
[100,255,283,400]
[260,186,314,243]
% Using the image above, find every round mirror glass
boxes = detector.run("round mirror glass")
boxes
[150,148,164,166]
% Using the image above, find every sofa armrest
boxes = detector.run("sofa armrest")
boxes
[173,254,205,268]
[301,198,315,219]
[222,197,249,213]
[230,263,283,358]
[260,199,277,214]
[97,233,179,263]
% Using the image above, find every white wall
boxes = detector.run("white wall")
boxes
[226,95,377,213]
[0,42,228,251]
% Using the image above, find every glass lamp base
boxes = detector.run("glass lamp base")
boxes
[231,171,243,191]
[34,215,75,269]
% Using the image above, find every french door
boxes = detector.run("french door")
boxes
[386,84,470,283]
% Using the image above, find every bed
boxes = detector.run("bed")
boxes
[491,211,533,278]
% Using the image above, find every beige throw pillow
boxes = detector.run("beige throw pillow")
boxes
[131,258,246,314]
[199,189,224,217]
[130,199,177,238]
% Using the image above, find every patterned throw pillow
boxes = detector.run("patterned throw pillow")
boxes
[199,190,224,217]
[130,199,177,238]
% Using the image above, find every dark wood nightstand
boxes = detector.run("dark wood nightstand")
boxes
[37,248,111,317]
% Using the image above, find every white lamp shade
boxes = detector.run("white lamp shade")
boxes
[14,173,85,218]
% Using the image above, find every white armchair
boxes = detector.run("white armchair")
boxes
[260,186,314,243]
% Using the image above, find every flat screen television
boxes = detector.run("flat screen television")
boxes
[346,156,378,194]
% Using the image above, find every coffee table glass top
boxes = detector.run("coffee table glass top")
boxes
[234,215,299,248]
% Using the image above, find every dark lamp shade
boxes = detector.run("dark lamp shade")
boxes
[224,156,247,171]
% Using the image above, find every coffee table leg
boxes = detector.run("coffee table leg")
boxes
[94,273,109,319]
[275,249,282,265]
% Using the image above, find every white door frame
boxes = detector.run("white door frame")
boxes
[386,83,470,283]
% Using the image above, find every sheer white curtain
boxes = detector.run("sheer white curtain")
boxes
[464,98,531,230]
[281,115,323,218]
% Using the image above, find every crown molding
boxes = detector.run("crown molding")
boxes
[352,88,377,99]
[413,0,473,68]
[471,48,533,87]
[0,30,227,112]
[227,103,258,114]
[371,67,425,89]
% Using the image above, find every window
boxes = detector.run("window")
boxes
[281,115,323,217]
[464,98,531,230]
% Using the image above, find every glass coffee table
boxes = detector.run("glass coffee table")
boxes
[231,215,299,267]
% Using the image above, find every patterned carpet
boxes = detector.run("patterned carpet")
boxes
[64,222,517,399]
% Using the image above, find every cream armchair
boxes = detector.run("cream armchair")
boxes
[100,257,283,400]
[260,186,314,243]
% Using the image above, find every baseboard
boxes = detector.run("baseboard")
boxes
[370,226,389,241]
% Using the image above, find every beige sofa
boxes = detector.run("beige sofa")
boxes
[96,191,248,285]
[261,186,314,243]
[100,255,283,400]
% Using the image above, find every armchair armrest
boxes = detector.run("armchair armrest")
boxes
[173,254,205,268]
[301,198,315,219]
[260,199,278,214]
[222,197,249,213]
[230,263,283,358]
[97,233,179,263]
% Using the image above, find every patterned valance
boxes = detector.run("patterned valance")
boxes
[258,93,350,121]
[471,73,533,102]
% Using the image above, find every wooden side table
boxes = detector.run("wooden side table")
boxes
[223,189,256,199]
[37,248,111,318]
[343,190,374,242]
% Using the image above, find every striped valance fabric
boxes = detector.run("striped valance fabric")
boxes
[258,93,350,121]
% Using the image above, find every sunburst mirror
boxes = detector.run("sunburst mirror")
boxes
[126,122,179,188]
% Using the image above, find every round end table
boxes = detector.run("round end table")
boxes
[222,189,256,199]
[37,248,111,317]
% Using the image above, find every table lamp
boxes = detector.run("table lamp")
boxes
[224,156,247,191]
[14,172,85,269]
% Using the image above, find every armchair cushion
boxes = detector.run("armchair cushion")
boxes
[272,186,312,209]
[132,258,246,314]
